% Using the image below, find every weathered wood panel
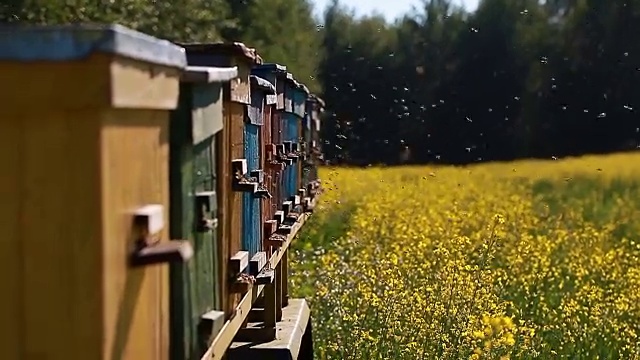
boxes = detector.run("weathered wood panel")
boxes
[169,83,222,360]
[285,113,299,198]
[228,101,246,314]
[262,105,274,221]
[273,112,284,217]
[216,118,231,318]
[101,109,171,360]
[243,123,261,256]
[0,106,22,360]
[0,109,173,360]
[302,101,313,188]
[0,109,104,360]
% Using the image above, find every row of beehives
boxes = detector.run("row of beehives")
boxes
[0,24,322,360]
[168,43,325,359]
[170,42,325,359]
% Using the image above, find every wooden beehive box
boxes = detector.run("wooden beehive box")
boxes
[178,42,263,318]
[251,64,288,240]
[242,75,275,263]
[307,95,325,200]
[0,24,188,360]
[282,73,298,207]
[292,82,309,205]
[169,65,238,360]
[247,75,276,261]
[302,96,314,191]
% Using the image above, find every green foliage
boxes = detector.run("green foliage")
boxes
[0,0,234,42]
[4,0,638,164]
[0,0,322,90]
[224,0,322,93]
[319,0,640,165]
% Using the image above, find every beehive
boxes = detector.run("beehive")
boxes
[306,94,325,203]
[292,83,310,204]
[282,73,299,205]
[168,65,238,360]
[251,63,288,243]
[244,75,276,257]
[179,42,263,317]
[0,24,187,360]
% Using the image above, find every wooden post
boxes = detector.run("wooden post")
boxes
[264,278,277,330]
[283,248,290,307]
[275,260,284,322]
[0,24,186,360]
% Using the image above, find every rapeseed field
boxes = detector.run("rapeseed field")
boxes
[291,152,640,359]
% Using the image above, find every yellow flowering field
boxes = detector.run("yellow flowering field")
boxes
[291,152,640,359]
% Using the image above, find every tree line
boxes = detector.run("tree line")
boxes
[0,0,321,93]
[320,0,640,165]
[2,0,639,165]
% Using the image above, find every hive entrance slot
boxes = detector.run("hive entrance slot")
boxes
[129,204,194,267]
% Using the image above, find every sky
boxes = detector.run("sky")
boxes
[312,0,480,22]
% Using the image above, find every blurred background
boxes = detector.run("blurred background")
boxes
[5,0,638,166]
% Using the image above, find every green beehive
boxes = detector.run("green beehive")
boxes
[169,65,238,360]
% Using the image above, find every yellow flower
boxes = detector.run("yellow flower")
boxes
[504,333,516,346]
[291,153,640,359]
[502,317,515,330]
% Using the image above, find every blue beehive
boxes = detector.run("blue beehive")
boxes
[292,81,309,199]
[251,64,288,223]
[243,75,276,257]
[282,73,296,202]
[283,73,310,201]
